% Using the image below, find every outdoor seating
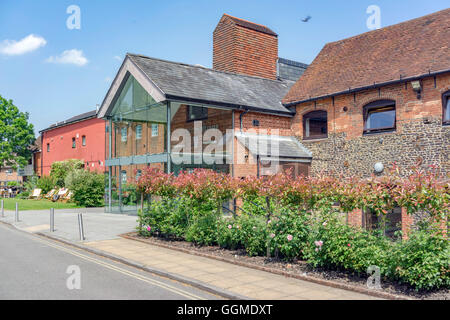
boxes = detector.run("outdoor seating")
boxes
[44,189,56,199]
[29,188,42,199]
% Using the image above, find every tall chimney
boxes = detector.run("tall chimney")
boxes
[213,14,278,80]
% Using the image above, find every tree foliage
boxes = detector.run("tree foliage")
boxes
[0,95,35,171]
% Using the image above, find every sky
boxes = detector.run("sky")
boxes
[0,0,448,133]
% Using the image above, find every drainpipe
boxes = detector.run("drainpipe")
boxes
[239,108,249,131]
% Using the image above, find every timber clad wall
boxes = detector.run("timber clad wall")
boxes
[213,15,278,80]
[292,73,450,177]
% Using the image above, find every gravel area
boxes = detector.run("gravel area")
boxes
[124,232,449,300]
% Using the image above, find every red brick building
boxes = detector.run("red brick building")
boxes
[98,10,449,222]
[282,9,450,234]
[38,110,107,176]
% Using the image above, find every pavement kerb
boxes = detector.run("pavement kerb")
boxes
[120,233,414,301]
[35,232,247,300]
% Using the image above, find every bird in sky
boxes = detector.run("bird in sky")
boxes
[301,15,311,22]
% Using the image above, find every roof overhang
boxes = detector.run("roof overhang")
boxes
[97,56,166,119]
[283,68,450,107]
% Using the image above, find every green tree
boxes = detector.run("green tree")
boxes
[50,159,84,187]
[0,95,35,171]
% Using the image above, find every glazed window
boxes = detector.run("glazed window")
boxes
[187,105,208,122]
[151,123,158,137]
[121,127,127,142]
[47,143,50,152]
[443,91,450,125]
[363,100,396,133]
[82,135,86,146]
[72,137,76,148]
[303,110,327,139]
[135,169,142,181]
[121,170,127,184]
[136,124,142,140]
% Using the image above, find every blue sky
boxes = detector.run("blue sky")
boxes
[0,0,448,133]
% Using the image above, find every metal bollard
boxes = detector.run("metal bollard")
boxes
[78,213,85,241]
[1,199,4,217]
[50,208,55,232]
[15,202,19,222]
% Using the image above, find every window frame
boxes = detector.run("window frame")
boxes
[151,123,158,137]
[302,110,328,140]
[121,170,127,184]
[47,143,50,152]
[363,100,396,134]
[121,127,128,142]
[186,105,208,122]
[82,135,86,146]
[443,91,450,125]
[72,137,76,149]
[136,124,142,140]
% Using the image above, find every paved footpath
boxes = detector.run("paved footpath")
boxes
[0,208,380,300]
[85,238,379,300]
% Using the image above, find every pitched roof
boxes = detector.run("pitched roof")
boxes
[40,110,98,133]
[127,53,295,115]
[235,132,312,160]
[283,8,450,105]
[222,14,278,36]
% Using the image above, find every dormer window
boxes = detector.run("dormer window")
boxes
[443,91,450,125]
[363,100,396,134]
[303,110,327,140]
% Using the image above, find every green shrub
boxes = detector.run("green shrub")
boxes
[65,169,105,207]
[267,209,311,260]
[7,181,19,187]
[37,175,55,194]
[185,212,218,245]
[50,159,84,187]
[387,223,450,290]
[216,217,241,250]
[303,211,392,275]
[237,214,268,256]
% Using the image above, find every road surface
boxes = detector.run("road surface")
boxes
[0,223,220,300]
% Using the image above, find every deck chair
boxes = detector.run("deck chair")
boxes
[44,188,56,199]
[61,191,73,203]
[29,188,42,199]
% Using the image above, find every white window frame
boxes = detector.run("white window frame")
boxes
[151,123,158,137]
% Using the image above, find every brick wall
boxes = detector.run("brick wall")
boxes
[292,73,450,177]
[213,15,278,80]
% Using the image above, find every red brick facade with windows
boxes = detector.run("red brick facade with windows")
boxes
[40,115,106,176]
[213,14,278,80]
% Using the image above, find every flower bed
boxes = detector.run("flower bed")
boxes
[135,166,449,292]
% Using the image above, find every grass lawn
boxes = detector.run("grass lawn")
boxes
[1,198,81,211]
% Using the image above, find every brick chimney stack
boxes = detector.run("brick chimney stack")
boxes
[213,14,278,80]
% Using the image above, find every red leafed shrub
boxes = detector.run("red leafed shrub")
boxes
[135,164,449,220]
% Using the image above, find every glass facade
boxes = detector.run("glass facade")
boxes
[105,73,233,213]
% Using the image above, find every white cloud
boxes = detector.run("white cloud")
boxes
[104,76,112,82]
[46,49,88,66]
[113,55,122,61]
[0,34,47,55]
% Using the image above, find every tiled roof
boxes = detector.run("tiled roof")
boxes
[235,132,312,159]
[223,14,278,36]
[283,8,450,105]
[128,54,295,115]
[40,110,97,133]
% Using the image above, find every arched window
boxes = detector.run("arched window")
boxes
[443,91,450,125]
[303,110,327,139]
[363,100,396,133]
